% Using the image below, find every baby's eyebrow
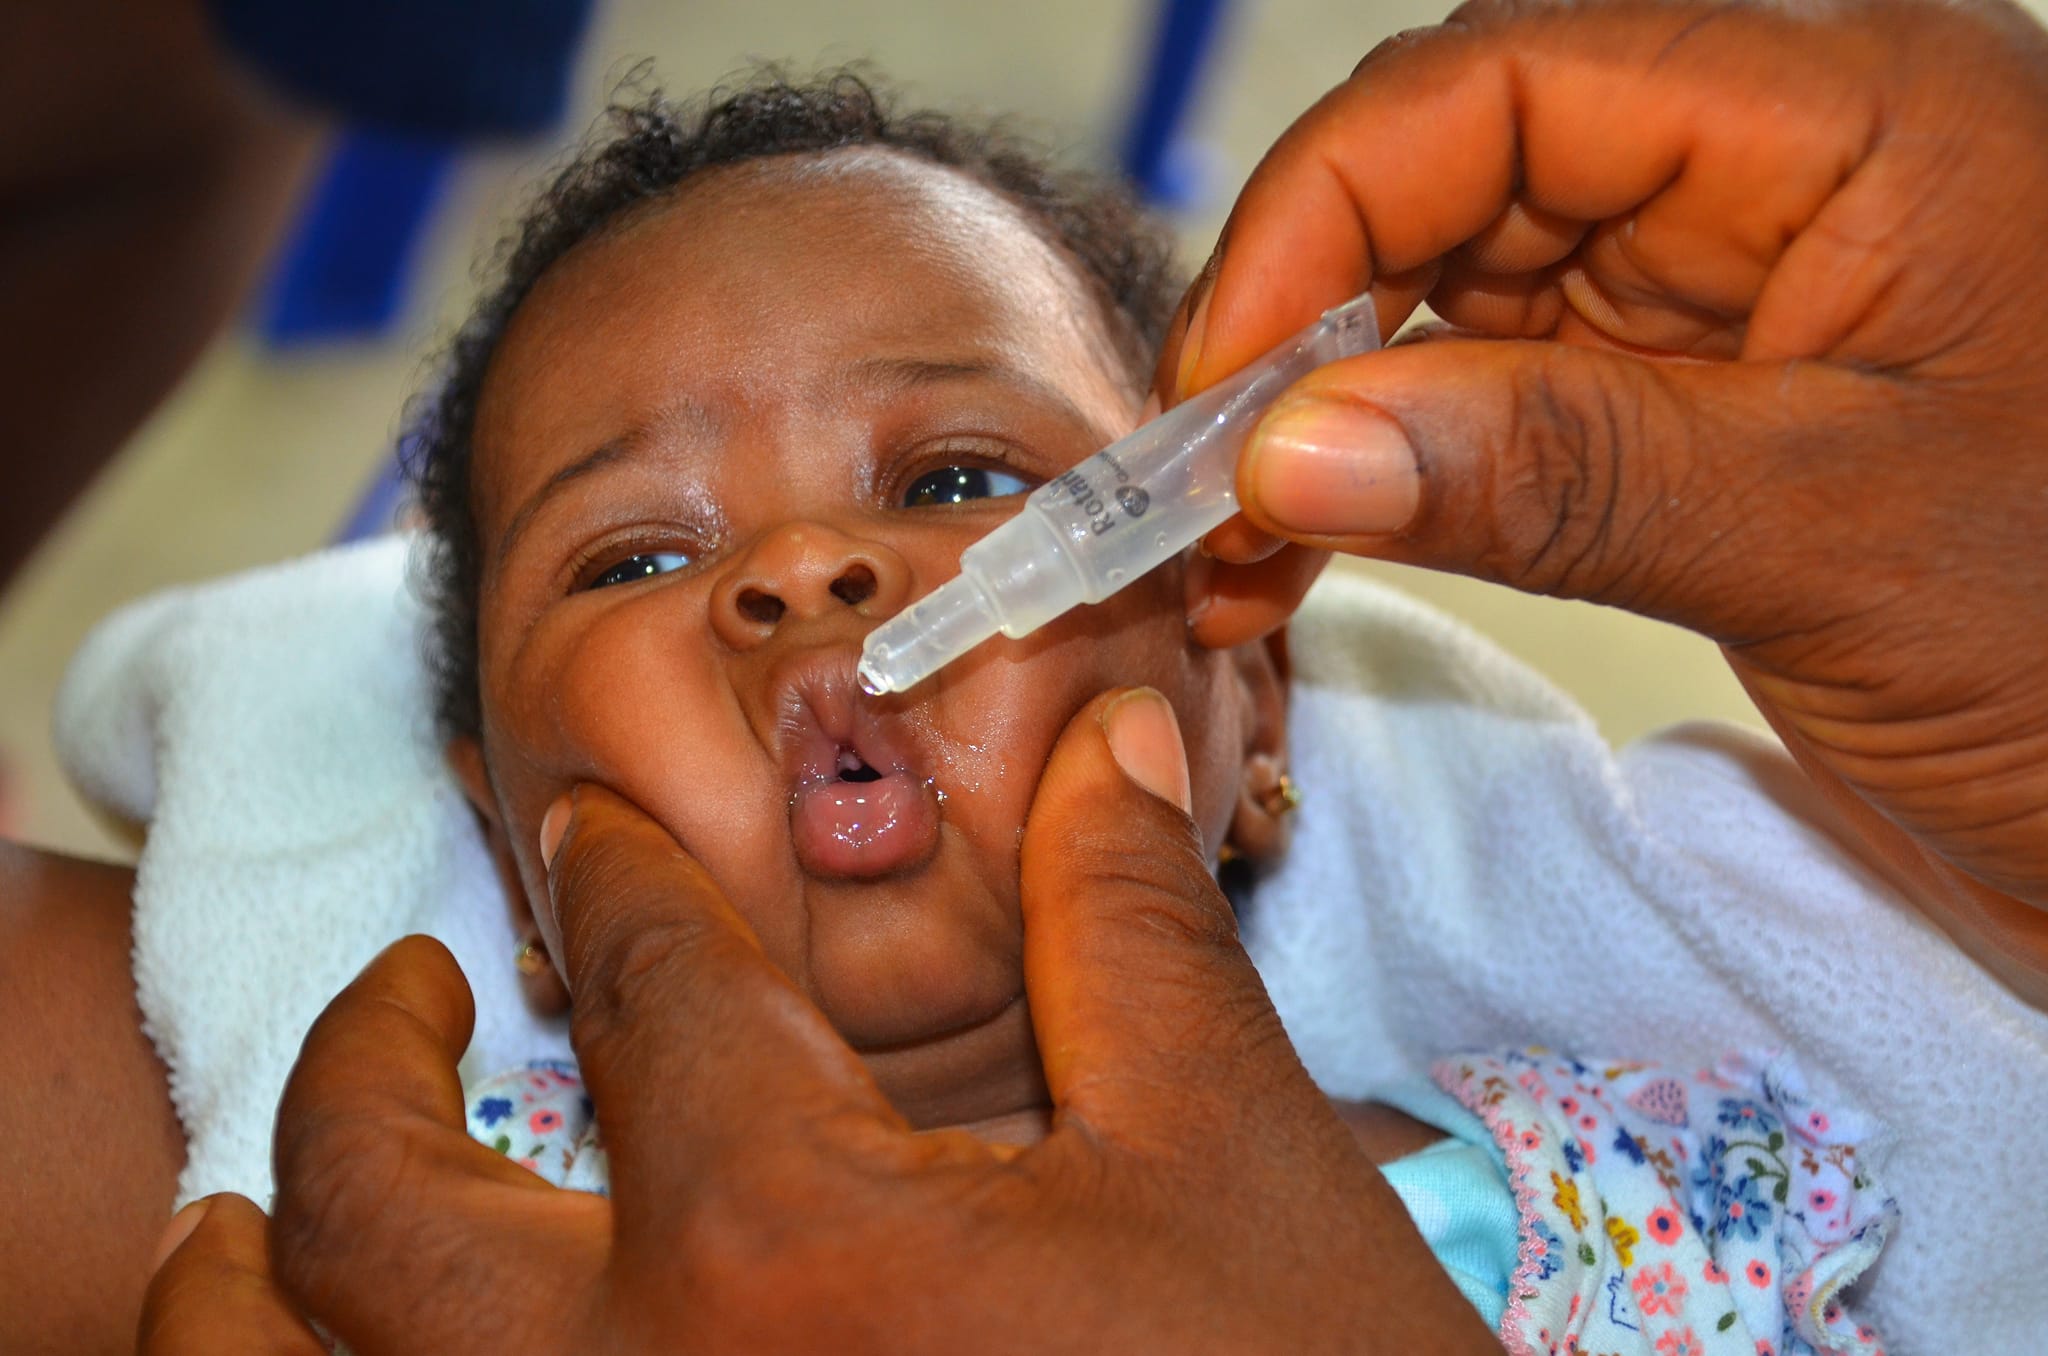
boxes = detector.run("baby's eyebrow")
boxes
[498,397,730,569]
[496,439,640,569]
[494,359,1105,569]
[852,355,1097,432]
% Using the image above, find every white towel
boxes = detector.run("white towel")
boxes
[53,536,571,1219]
[54,537,2048,1352]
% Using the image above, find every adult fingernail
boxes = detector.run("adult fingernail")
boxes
[1246,396,1420,536]
[150,1198,209,1274]
[539,794,572,869]
[1102,688,1192,814]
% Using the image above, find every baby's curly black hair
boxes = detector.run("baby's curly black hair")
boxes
[407,70,1184,740]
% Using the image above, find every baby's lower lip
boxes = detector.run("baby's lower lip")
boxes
[788,771,938,879]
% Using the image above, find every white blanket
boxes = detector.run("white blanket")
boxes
[55,536,2048,1352]
[54,538,573,1213]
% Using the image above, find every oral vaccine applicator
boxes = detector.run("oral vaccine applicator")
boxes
[858,293,1380,696]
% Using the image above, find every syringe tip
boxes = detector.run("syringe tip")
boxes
[856,573,1002,696]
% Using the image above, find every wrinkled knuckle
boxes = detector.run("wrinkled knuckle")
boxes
[569,913,711,1054]
[551,825,660,923]
[1165,961,1285,1060]
[1214,993,1303,1081]
[1483,353,1649,601]
[1050,810,1236,954]
[1052,796,1209,887]
[1116,877,1243,955]
[269,1115,406,1308]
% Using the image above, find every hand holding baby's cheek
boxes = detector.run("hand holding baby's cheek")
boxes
[225,727,1494,1353]
[538,788,959,1230]
[1002,688,1496,1349]
[538,758,1487,1351]
[263,937,608,1352]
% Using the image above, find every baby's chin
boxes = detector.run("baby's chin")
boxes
[853,993,1052,1132]
[803,893,1023,1049]
[793,892,1046,1129]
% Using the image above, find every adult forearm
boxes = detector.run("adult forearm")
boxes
[0,0,322,584]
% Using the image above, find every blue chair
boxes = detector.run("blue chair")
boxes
[1119,0,1233,210]
[257,134,456,346]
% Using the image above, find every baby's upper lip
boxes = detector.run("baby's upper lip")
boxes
[771,648,922,789]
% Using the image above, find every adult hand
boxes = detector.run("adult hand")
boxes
[138,690,1492,1355]
[1169,0,2048,993]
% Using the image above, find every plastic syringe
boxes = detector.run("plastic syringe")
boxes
[857,293,1380,696]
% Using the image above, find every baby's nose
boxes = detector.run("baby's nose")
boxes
[709,521,910,650]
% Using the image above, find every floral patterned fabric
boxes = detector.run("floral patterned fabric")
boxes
[1433,1049,1896,1356]
[464,1059,609,1196]
[464,1048,1895,1356]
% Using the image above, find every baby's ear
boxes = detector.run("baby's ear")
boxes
[446,736,501,830]
[1184,542,1329,650]
[445,736,571,1017]
[1221,625,1296,870]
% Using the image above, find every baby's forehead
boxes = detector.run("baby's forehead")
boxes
[507,149,1112,365]
[471,150,1134,496]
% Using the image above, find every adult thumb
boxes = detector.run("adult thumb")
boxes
[1019,688,1327,1147]
[136,1194,326,1354]
[1235,333,1909,647]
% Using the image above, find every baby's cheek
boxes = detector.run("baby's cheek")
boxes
[1091,567,1243,839]
[1063,568,1205,696]
[929,577,1191,794]
[548,591,699,721]
[527,603,772,847]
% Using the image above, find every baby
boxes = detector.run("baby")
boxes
[411,73,1892,1353]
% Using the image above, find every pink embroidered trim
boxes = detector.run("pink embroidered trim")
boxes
[1431,1058,1549,1356]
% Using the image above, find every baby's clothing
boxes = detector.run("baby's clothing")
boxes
[55,538,2048,1351]
[465,1048,1896,1356]
[467,1059,608,1196]
[1427,1051,1895,1356]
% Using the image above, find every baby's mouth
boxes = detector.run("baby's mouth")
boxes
[776,653,940,880]
[834,748,884,783]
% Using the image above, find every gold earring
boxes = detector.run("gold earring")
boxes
[514,937,548,977]
[1255,773,1302,819]
[1217,842,1242,865]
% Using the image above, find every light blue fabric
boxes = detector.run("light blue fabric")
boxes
[1373,1076,1519,1328]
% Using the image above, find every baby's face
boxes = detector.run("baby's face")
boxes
[461,150,1269,1128]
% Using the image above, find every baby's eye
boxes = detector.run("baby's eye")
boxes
[900,466,1030,508]
[587,551,692,590]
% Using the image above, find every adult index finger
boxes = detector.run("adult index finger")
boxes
[268,937,600,1353]
[544,785,925,1248]
[1173,0,1886,399]
[137,1194,326,1355]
